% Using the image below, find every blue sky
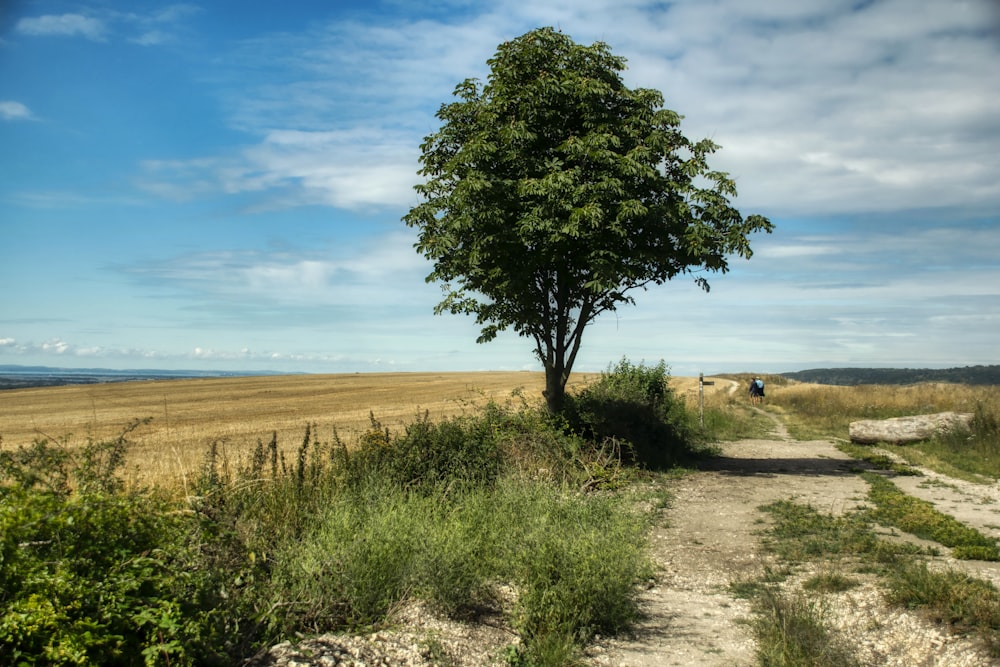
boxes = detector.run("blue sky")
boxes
[1,0,998,376]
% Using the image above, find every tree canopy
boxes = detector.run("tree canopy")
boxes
[404,27,773,413]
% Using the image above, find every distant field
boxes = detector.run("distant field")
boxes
[0,372,574,489]
[0,371,719,490]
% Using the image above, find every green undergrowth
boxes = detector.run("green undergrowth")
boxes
[0,422,237,666]
[700,403,773,442]
[0,359,701,667]
[745,585,861,667]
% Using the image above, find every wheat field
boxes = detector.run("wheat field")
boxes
[0,371,722,490]
[0,372,568,489]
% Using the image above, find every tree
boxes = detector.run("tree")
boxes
[404,27,773,414]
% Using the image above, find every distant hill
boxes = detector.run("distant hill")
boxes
[0,365,297,391]
[781,365,1000,386]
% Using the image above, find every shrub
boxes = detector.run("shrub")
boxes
[2,393,658,666]
[512,487,650,642]
[564,358,698,469]
[0,435,230,666]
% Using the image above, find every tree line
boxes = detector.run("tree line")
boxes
[781,365,1000,386]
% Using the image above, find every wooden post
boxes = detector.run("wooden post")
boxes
[698,373,715,428]
[699,373,704,427]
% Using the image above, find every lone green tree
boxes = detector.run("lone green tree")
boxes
[404,28,773,414]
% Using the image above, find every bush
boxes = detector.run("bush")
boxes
[2,392,658,666]
[0,434,231,666]
[510,484,650,643]
[564,358,698,469]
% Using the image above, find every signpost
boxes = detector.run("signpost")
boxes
[698,373,715,427]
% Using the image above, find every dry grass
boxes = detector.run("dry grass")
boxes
[767,381,1000,441]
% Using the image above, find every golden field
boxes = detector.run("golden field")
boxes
[0,371,723,489]
[0,372,573,489]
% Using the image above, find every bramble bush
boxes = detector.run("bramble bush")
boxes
[0,428,233,667]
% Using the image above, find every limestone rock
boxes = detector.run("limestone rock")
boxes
[849,412,973,445]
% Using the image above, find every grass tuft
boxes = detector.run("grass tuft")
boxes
[749,586,861,667]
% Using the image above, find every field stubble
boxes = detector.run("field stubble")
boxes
[0,372,618,490]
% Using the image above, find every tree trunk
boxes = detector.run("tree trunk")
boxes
[543,362,567,414]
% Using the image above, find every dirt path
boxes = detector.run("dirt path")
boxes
[590,407,1000,667]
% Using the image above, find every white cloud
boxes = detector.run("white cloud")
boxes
[123,4,201,45]
[6,190,147,208]
[120,230,431,311]
[132,0,1000,219]
[40,339,71,354]
[140,128,421,210]
[0,101,34,121]
[16,14,107,41]
[131,30,169,46]
[150,4,202,23]
[547,0,1000,217]
[15,5,201,46]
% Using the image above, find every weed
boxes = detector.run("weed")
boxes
[749,586,861,667]
[755,497,1000,660]
[802,571,860,593]
[758,500,883,562]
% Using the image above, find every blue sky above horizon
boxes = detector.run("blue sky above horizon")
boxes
[2,0,998,377]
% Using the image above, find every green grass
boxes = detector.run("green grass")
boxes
[758,500,890,563]
[752,497,1000,661]
[885,561,1000,656]
[861,471,1000,560]
[876,443,994,484]
[265,476,651,649]
[802,571,860,594]
[700,403,773,441]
